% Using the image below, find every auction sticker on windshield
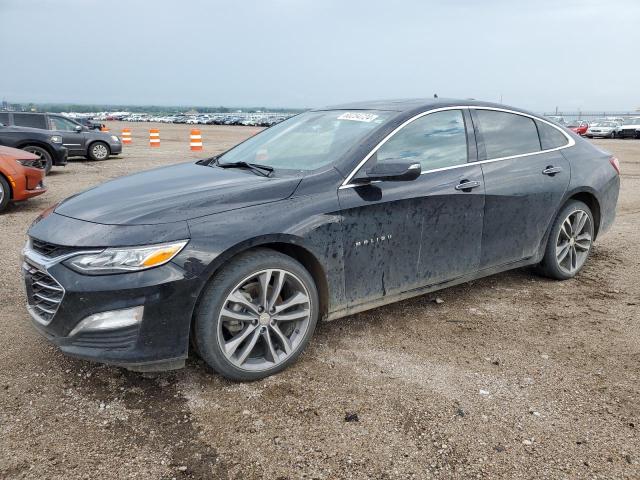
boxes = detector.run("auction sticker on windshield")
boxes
[337,112,379,122]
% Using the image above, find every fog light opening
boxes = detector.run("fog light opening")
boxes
[68,306,144,337]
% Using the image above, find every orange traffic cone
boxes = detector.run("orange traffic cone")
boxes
[149,129,160,147]
[121,128,132,145]
[190,129,203,151]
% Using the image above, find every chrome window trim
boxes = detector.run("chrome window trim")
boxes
[339,105,575,189]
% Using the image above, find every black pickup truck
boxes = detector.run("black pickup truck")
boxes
[0,124,68,174]
[0,112,121,161]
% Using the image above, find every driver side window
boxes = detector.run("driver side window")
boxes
[375,109,468,171]
[50,116,79,131]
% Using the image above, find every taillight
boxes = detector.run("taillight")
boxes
[609,156,621,175]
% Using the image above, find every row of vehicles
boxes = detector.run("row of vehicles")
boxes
[0,112,122,212]
[548,116,640,139]
[119,113,293,127]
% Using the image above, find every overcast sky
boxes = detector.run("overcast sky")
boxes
[1,0,639,111]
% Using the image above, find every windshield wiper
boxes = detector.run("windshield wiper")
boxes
[217,161,274,177]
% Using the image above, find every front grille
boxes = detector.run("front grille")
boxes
[23,263,64,324]
[30,238,79,258]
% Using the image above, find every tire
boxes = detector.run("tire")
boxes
[21,146,52,175]
[87,141,110,161]
[538,200,594,280]
[0,175,11,212]
[194,248,319,381]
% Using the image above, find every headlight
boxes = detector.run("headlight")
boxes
[111,135,119,142]
[50,135,62,143]
[65,240,188,274]
[16,159,42,168]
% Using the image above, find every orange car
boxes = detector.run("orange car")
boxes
[0,145,47,212]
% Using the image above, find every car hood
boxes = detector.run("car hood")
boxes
[55,162,302,225]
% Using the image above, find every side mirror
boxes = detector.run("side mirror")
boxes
[75,125,83,132]
[354,161,422,184]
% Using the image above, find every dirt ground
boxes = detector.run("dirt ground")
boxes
[0,122,638,479]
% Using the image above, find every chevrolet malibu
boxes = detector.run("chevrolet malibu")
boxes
[23,99,620,380]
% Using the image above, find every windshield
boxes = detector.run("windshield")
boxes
[623,117,640,125]
[592,122,616,127]
[217,110,393,171]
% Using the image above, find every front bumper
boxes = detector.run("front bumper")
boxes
[109,141,122,155]
[51,144,68,166]
[586,130,614,138]
[11,168,47,201]
[22,244,200,368]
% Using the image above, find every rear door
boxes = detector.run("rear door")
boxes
[338,108,485,304]
[49,115,86,155]
[471,108,571,269]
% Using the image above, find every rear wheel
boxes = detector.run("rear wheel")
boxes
[538,200,594,280]
[21,146,52,175]
[87,141,110,161]
[194,249,318,381]
[0,175,10,212]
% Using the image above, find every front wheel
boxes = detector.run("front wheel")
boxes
[0,175,10,212]
[194,249,319,381]
[538,200,594,280]
[87,141,110,161]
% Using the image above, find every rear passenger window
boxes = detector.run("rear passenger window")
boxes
[0,112,9,125]
[475,110,541,159]
[536,120,569,150]
[12,113,48,130]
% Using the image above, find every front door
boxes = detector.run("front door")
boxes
[471,108,571,269]
[338,108,485,306]
[49,115,86,156]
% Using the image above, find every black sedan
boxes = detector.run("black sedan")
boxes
[23,99,620,380]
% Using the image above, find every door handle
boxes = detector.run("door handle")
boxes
[542,166,562,176]
[455,180,481,191]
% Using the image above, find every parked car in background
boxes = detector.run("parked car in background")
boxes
[567,120,589,136]
[0,124,68,174]
[74,117,105,131]
[23,99,619,380]
[0,145,47,212]
[586,121,619,138]
[0,112,122,161]
[616,117,640,139]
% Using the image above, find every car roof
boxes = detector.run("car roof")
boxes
[316,97,527,113]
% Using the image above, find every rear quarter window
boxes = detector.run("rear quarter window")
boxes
[0,112,9,125]
[536,120,570,150]
[475,110,541,159]
[12,113,48,130]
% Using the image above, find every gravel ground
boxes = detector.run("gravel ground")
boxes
[1,123,638,479]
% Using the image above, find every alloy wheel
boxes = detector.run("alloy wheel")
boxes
[92,144,109,160]
[555,209,592,275]
[217,269,311,371]
[0,181,5,204]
